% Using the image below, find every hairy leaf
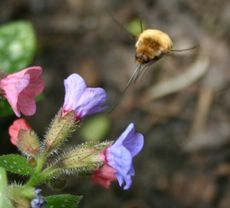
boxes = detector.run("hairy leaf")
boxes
[45,194,82,208]
[0,154,34,175]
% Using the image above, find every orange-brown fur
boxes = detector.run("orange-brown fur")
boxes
[135,29,173,64]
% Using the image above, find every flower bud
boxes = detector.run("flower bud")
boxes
[11,197,30,208]
[9,119,40,157]
[43,111,76,154]
[52,141,112,176]
[8,185,32,208]
[30,189,46,208]
[17,130,40,157]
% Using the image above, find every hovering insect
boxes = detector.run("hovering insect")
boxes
[135,29,173,64]
[109,16,198,112]
[123,23,198,93]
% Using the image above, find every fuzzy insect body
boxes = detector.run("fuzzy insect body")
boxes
[135,29,173,64]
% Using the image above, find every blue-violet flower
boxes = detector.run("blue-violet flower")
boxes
[92,123,144,190]
[62,73,107,120]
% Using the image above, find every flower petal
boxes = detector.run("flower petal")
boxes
[63,74,87,112]
[17,95,36,116]
[18,67,44,116]
[75,87,107,117]
[107,145,132,179]
[62,73,107,119]
[0,71,30,116]
[112,123,135,146]
[113,123,144,157]
[121,174,132,190]
[103,123,144,190]
[0,66,44,117]
[91,164,116,188]
[24,66,44,96]
[115,167,133,190]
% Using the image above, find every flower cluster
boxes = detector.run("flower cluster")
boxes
[3,67,144,207]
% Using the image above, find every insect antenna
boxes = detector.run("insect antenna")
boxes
[139,18,144,33]
[109,13,136,40]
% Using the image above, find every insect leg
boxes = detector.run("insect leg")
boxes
[170,45,200,53]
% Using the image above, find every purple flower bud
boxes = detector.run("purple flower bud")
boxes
[92,123,144,190]
[31,189,46,208]
[62,74,107,120]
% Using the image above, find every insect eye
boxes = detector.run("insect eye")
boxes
[135,53,149,64]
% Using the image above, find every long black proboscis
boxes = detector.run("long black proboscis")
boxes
[108,64,142,113]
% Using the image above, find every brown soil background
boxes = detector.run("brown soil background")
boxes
[1,0,230,207]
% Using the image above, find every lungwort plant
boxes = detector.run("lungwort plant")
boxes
[0,70,144,208]
[0,20,144,208]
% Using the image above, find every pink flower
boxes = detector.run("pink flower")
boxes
[92,123,144,190]
[0,66,44,117]
[92,164,117,188]
[62,74,107,120]
[9,118,31,145]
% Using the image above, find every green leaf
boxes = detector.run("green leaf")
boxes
[0,167,14,208]
[126,18,146,36]
[80,115,110,142]
[0,154,34,175]
[0,99,13,117]
[45,194,82,208]
[0,21,37,73]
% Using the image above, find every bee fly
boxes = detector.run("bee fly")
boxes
[109,17,198,111]
[124,27,198,93]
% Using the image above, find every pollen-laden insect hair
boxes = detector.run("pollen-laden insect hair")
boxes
[135,29,173,64]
